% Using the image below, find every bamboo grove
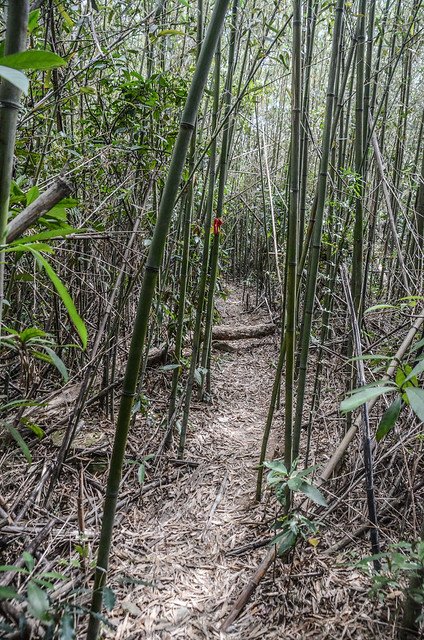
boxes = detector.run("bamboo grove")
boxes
[0,0,423,638]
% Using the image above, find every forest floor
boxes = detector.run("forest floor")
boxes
[1,286,417,639]
[101,286,405,640]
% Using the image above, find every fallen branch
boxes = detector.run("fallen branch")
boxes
[221,545,276,632]
[212,323,275,341]
[6,177,72,243]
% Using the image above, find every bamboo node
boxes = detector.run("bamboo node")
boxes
[0,99,21,111]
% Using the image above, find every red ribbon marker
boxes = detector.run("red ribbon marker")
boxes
[213,217,223,235]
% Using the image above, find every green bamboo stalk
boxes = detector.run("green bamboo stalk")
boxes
[167,0,204,436]
[169,41,220,449]
[196,0,239,406]
[299,0,319,252]
[284,0,302,479]
[0,0,29,336]
[292,0,344,460]
[86,1,230,634]
[351,0,366,317]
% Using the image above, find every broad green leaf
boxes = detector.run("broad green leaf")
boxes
[405,387,424,422]
[0,586,19,600]
[287,477,302,491]
[264,460,288,475]
[404,359,424,384]
[274,530,297,556]
[27,582,50,621]
[396,367,407,388]
[28,10,41,34]
[340,386,395,413]
[26,185,40,205]
[60,613,75,640]
[20,326,48,343]
[0,65,28,93]
[299,481,328,507]
[0,50,66,71]
[3,423,32,464]
[22,551,34,572]
[103,586,116,611]
[30,249,87,349]
[376,396,402,442]
[411,337,424,352]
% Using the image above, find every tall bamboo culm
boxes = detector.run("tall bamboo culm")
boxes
[0,0,30,336]
[292,0,344,459]
[284,0,302,481]
[86,1,231,634]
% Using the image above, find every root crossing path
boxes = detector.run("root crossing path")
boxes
[107,289,280,639]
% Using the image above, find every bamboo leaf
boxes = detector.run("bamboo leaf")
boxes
[376,396,402,442]
[0,586,19,600]
[405,387,424,422]
[137,463,146,486]
[298,481,328,507]
[410,337,424,352]
[27,582,50,621]
[0,65,28,93]
[340,386,395,412]
[264,460,288,475]
[0,50,66,70]
[404,359,424,384]
[156,29,185,38]
[11,225,81,245]
[39,346,69,382]
[30,249,87,349]
[28,10,41,34]
[2,423,32,464]
[103,586,116,611]
[364,304,397,314]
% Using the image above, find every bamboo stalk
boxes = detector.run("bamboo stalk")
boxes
[293,0,344,460]
[284,0,302,480]
[86,2,231,634]
[0,0,30,336]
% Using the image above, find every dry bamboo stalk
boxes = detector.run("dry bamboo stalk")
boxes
[369,113,411,294]
[6,177,72,243]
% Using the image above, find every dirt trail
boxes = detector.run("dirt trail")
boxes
[105,288,396,640]
[107,289,279,639]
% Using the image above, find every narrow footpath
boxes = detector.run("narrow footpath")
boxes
[105,288,395,640]
[107,289,279,639]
